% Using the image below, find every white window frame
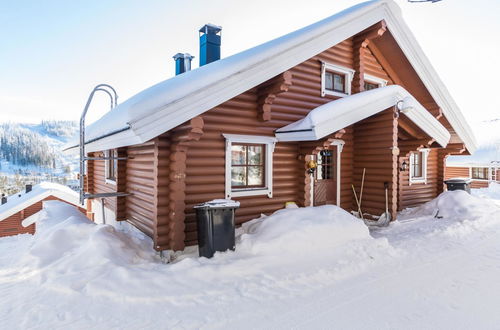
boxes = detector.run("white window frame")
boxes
[409,148,430,185]
[104,149,117,185]
[470,166,490,181]
[223,134,277,199]
[363,74,388,89]
[321,62,355,98]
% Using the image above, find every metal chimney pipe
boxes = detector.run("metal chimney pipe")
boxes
[173,53,194,75]
[1,196,6,205]
[25,184,32,193]
[199,24,222,66]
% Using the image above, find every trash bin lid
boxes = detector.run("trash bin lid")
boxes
[194,199,240,209]
[444,178,472,184]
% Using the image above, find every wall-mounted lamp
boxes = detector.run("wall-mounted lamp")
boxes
[400,160,408,172]
[307,159,317,174]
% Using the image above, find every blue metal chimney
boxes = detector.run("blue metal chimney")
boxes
[199,24,222,66]
[173,53,194,75]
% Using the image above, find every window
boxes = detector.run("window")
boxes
[231,144,265,188]
[316,150,334,180]
[105,149,117,184]
[472,167,489,180]
[410,152,423,178]
[325,72,345,93]
[409,149,430,184]
[321,62,354,97]
[363,74,388,91]
[223,134,277,198]
[364,81,379,91]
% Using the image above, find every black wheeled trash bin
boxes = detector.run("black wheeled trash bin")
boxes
[444,178,472,193]
[194,199,240,258]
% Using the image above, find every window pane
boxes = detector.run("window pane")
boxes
[231,166,247,186]
[248,166,264,186]
[231,145,246,165]
[411,152,423,178]
[325,72,333,90]
[333,73,345,93]
[365,82,378,90]
[472,167,488,179]
[248,145,263,165]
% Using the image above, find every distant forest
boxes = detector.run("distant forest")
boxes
[0,121,77,168]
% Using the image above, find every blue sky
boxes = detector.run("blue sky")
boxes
[1,0,499,135]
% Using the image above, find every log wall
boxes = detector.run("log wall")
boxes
[398,149,439,210]
[87,152,117,213]
[124,141,157,238]
[353,109,398,217]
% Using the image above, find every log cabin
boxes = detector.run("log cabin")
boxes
[67,0,477,253]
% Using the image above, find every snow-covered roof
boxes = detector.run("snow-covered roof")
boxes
[68,0,476,154]
[0,182,80,222]
[276,85,450,147]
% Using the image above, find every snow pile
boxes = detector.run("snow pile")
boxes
[22,201,153,272]
[472,182,500,201]
[3,193,500,328]
[399,190,498,221]
[239,205,371,256]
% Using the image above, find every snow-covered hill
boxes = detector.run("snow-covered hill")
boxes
[0,121,79,194]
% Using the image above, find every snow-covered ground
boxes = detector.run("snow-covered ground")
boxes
[1,189,500,329]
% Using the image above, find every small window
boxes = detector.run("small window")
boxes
[316,150,334,180]
[231,144,265,188]
[410,152,423,179]
[321,62,354,97]
[105,149,117,183]
[471,167,488,180]
[224,134,276,198]
[363,74,388,91]
[325,72,345,94]
[409,149,430,184]
[364,81,379,91]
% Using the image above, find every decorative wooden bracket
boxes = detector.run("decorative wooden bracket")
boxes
[334,129,346,139]
[352,21,387,93]
[257,71,293,121]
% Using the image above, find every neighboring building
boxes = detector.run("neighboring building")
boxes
[0,182,85,238]
[445,144,500,188]
[68,0,476,253]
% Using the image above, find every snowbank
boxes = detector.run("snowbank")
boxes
[3,193,500,328]
[22,201,154,271]
[398,190,498,221]
[472,182,500,201]
[238,205,371,256]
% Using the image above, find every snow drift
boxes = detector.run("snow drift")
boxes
[398,190,499,220]
[238,205,372,256]
[22,201,154,271]
[3,191,500,328]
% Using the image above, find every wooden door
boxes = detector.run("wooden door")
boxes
[314,149,336,206]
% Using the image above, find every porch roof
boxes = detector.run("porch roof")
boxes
[275,85,450,147]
